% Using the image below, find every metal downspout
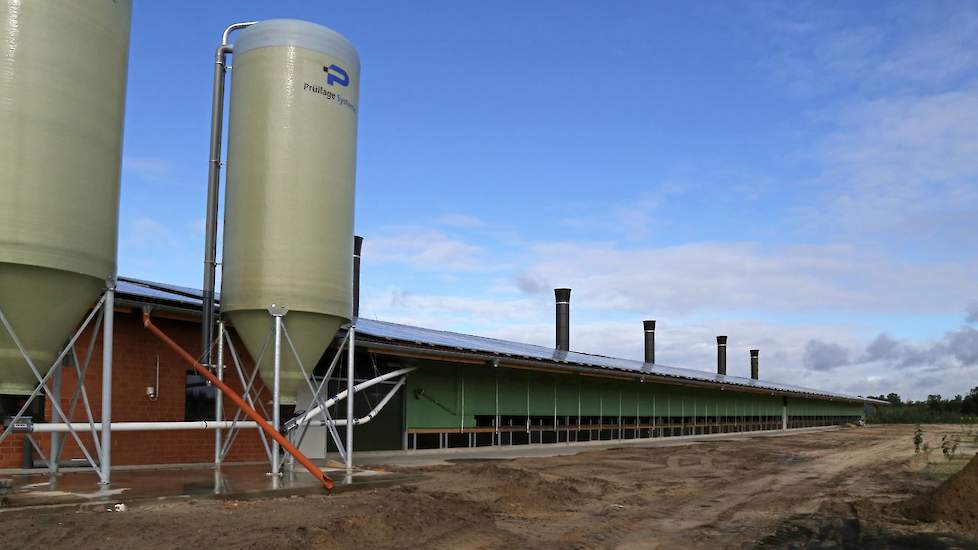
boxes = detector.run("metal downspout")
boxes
[201,21,256,371]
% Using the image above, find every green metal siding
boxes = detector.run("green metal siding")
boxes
[528,373,556,416]
[786,397,862,418]
[462,367,496,428]
[405,364,460,429]
[580,381,602,416]
[405,363,864,429]
[497,369,528,415]
[556,380,580,416]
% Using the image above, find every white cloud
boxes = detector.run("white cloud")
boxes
[518,241,977,316]
[804,83,978,251]
[123,216,178,248]
[560,183,688,239]
[966,303,978,324]
[360,287,544,333]
[803,339,850,372]
[366,227,490,271]
[122,156,172,183]
[756,2,978,96]
[434,213,489,228]
[876,6,978,86]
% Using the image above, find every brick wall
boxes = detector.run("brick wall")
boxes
[1,309,270,468]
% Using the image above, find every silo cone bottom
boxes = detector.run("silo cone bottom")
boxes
[225,310,345,406]
[0,263,103,395]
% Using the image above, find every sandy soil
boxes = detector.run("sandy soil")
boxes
[3,424,977,549]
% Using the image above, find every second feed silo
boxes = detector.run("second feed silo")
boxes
[221,20,359,405]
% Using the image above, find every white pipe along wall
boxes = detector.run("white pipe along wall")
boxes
[30,377,408,433]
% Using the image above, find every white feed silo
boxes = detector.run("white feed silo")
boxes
[220,20,360,406]
[0,0,131,395]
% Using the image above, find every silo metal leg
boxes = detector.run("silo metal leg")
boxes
[215,321,225,467]
[98,284,114,485]
[346,326,355,475]
[49,360,63,474]
[271,311,283,476]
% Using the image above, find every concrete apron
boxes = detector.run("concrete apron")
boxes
[0,463,418,514]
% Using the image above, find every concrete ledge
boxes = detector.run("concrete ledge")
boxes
[345,425,849,467]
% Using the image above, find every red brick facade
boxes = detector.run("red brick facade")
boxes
[1,310,269,468]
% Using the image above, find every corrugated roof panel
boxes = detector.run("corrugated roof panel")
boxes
[117,277,216,307]
[115,276,879,403]
[353,318,872,402]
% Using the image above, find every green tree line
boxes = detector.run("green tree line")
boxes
[867,387,978,423]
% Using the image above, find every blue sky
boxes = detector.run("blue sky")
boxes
[119,1,978,400]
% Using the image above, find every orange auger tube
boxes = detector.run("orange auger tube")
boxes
[143,313,335,492]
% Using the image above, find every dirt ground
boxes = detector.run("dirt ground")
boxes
[4,424,978,549]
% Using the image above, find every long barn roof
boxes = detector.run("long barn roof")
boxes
[116,277,885,405]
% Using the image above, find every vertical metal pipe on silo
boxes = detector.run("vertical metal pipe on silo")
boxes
[201,47,226,369]
[353,236,363,318]
[750,349,760,380]
[716,336,727,375]
[643,320,656,364]
[201,22,256,370]
[555,288,571,351]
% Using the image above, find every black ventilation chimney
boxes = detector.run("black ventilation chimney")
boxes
[643,320,655,363]
[555,288,571,351]
[353,235,363,318]
[716,335,727,375]
[750,349,759,380]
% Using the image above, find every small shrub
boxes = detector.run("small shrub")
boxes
[913,425,924,454]
[940,434,960,461]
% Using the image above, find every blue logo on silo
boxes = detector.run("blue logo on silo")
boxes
[324,64,349,87]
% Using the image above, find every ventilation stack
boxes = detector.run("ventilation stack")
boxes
[716,336,727,376]
[353,235,363,318]
[555,288,571,352]
[750,349,760,380]
[643,320,656,364]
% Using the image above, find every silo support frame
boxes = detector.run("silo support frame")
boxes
[143,312,335,491]
[0,287,114,484]
[281,319,351,471]
[231,310,355,475]
[214,320,275,466]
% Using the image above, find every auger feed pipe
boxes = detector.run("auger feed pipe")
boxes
[143,312,334,491]
[284,367,416,431]
[201,21,256,371]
